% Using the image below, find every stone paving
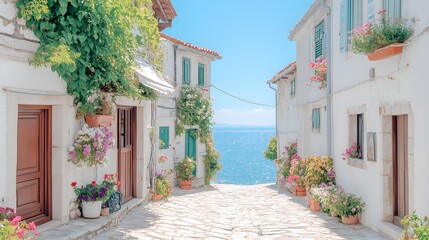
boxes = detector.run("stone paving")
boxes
[95,184,387,240]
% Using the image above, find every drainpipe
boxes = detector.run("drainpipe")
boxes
[320,0,332,156]
[268,82,279,159]
[174,45,178,83]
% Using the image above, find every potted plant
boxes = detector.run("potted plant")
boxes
[101,173,121,215]
[318,185,344,217]
[303,156,336,189]
[341,143,362,160]
[77,94,114,127]
[176,157,196,190]
[68,124,115,167]
[308,188,325,212]
[71,180,114,219]
[350,10,413,61]
[153,170,173,201]
[0,207,38,239]
[287,156,307,196]
[401,211,429,240]
[334,192,365,225]
[309,57,327,89]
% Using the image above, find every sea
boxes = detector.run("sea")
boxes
[212,126,277,185]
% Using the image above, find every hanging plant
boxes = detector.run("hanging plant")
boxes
[68,125,115,167]
[309,56,327,89]
[16,0,163,110]
[176,87,222,184]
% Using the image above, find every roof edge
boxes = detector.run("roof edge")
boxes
[160,33,222,59]
[267,61,297,84]
[289,1,321,40]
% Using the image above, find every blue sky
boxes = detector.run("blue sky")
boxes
[163,0,314,126]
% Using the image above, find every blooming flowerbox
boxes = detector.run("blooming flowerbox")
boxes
[367,43,404,61]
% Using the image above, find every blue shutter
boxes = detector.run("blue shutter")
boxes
[340,0,347,53]
[159,126,169,149]
[368,0,374,22]
[315,21,324,59]
[312,109,321,129]
[384,0,401,20]
[198,63,204,86]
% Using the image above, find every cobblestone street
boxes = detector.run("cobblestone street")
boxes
[95,184,387,240]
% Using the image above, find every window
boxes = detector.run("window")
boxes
[357,114,364,159]
[315,21,324,59]
[384,0,401,20]
[182,58,190,84]
[198,63,205,86]
[340,0,363,52]
[290,77,296,97]
[312,108,321,130]
[159,126,169,149]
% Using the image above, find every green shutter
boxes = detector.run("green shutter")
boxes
[198,63,205,86]
[312,109,321,129]
[290,77,295,97]
[159,126,169,149]
[340,0,348,52]
[182,58,190,84]
[315,21,324,59]
[185,130,197,175]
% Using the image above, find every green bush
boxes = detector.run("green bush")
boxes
[401,211,429,240]
[176,157,196,181]
[264,137,277,161]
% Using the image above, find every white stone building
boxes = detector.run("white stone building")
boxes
[272,0,429,238]
[156,34,221,187]
[0,0,176,227]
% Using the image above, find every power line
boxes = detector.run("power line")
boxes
[210,84,275,107]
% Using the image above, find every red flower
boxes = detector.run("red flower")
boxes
[91,180,97,186]
[117,181,121,187]
[71,182,77,188]
[104,174,109,179]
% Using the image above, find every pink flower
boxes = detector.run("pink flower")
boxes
[83,145,91,156]
[28,221,37,231]
[16,228,25,238]
[11,216,21,226]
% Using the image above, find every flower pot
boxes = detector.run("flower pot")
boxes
[292,186,306,196]
[180,180,192,190]
[101,207,110,216]
[309,199,321,212]
[85,114,113,127]
[367,43,404,61]
[152,193,163,201]
[341,215,359,225]
[82,201,102,219]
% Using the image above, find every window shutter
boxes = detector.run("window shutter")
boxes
[198,64,204,86]
[384,0,401,20]
[182,58,190,84]
[159,127,169,149]
[312,109,320,129]
[340,0,347,53]
[290,77,296,97]
[367,0,374,22]
[315,21,324,59]
[353,0,363,29]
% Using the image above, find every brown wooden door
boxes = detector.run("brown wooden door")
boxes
[117,107,136,203]
[392,115,409,226]
[16,106,51,225]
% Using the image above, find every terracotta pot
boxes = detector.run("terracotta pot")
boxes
[82,201,102,219]
[367,43,404,61]
[341,215,359,225]
[180,180,192,190]
[152,193,163,201]
[101,207,109,216]
[292,186,306,196]
[309,199,321,212]
[85,114,113,127]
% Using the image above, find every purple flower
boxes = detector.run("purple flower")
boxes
[83,145,91,156]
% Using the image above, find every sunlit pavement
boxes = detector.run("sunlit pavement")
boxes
[95,184,387,240]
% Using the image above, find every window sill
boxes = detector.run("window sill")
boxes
[347,157,366,169]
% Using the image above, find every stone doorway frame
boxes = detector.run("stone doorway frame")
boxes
[379,103,414,222]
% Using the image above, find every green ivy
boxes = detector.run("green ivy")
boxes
[176,87,222,185]
[16,0,163,107]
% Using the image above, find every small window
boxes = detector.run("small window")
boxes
[182,58,190,84]
[312,108,321,129]
[159,126,169,149]
[315,21,324,59]
[384,0,401,20]
[357,114,364,159]
[340,0,363,52]
[290,77,296,97]
[198,63,205,86]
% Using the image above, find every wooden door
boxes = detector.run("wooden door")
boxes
[117,107,136,203]
[16,106,51,225]
[185,129,197,175]
[392,115,409,226]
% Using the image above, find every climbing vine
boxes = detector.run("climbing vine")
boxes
[176,87,222,185]
[16,0,163,109]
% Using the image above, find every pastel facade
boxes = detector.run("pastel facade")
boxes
[0,0,175,227]
[156,34,221,187]
[272,0,429,238]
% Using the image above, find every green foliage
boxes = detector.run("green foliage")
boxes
[333,192,365,218]
[155,178,171,197]
[176,157,196,181]
[264,137,277,160]
[176,87,221,185]
[16,0,163,108]
[350,13,413,55]
[139,83,159,101]
[401,211,429,240]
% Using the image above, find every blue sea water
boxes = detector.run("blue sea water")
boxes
[212,127,277,185]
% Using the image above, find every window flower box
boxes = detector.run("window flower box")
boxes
[367,43,404,61]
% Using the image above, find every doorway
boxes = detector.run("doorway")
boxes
[16,105,52,225]
[117,107,136,203]
[185,129,197,175]
[392,115,409,226]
